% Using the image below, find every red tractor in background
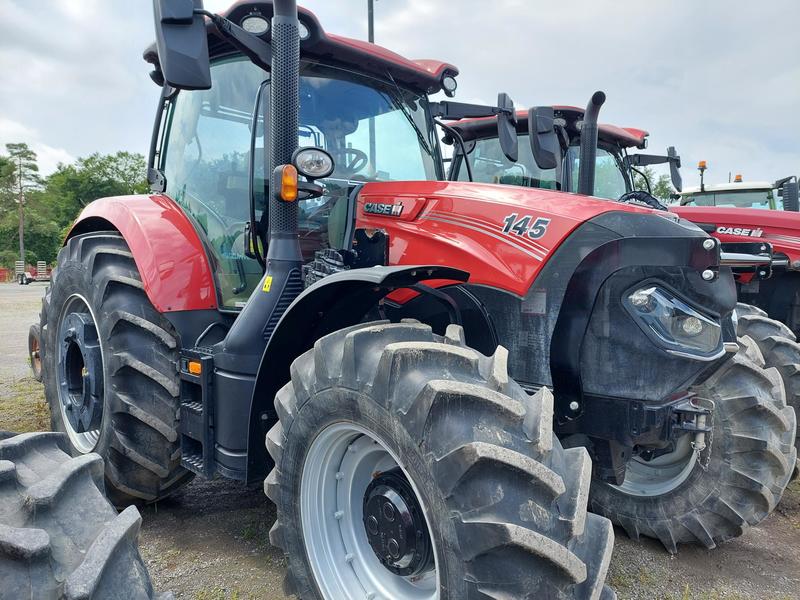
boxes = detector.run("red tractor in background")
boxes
[446,98,798,549]
[5,2,796,598]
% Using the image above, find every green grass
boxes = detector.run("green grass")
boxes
[0,376,49,433]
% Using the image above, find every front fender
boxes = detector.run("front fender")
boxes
[67,194,217,312]
[244,265,469,482]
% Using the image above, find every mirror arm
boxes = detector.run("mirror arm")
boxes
[435,119,473,182]
[430,100,509,120]
[197,10,273,71]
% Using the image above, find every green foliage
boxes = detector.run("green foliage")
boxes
[45,152,149,226]
[631,165,675,202]
[0,146,148,266]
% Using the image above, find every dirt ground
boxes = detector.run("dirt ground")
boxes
[1,282,799,600]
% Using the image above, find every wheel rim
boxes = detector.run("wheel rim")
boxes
[300,422,439,600]
[615,435,698,497]
[56,294,105,453]
[30,334,41,375]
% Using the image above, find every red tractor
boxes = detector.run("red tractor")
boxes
[446,97,798,547]
[6,2,795,597]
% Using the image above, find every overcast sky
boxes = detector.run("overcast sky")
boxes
[1,0,797,188]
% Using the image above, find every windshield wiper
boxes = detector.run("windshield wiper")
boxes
[384,71,434,159]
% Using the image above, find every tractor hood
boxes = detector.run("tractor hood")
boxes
[356,180,708,297]
[673,205,800,266]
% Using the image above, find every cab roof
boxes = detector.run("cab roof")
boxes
[449,105,648,149]
[680,181,774,195]
[144,1,458,95]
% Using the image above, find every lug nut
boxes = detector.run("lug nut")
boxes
[367,516,379,535]
[701,269,715,281]
[703,239,715,250]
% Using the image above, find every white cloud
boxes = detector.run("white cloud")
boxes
[0,118,75,175]
[0,0,797,186]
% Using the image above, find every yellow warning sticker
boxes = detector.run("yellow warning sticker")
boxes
[262,275,273,292]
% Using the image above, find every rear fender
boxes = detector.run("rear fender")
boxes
[245,265,469,482]
[67,194,217,312]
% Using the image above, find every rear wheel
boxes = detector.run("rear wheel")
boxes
[0,432,167,599]
[42,232,192,507]
[266,321,615,599]
[590,342,797,553]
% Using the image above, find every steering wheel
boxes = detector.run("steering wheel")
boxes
[341,148,369,176]
[618,190,668,211]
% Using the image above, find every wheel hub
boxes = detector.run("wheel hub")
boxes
[363,468,434,577]
[58,311,104,434]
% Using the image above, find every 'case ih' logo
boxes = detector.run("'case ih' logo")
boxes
[364,202,404,217]
[717,226,763,237]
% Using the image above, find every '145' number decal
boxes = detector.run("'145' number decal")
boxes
[502,214,550,239]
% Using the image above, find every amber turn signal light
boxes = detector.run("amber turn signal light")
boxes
[278,164,298,202]
[188,360,202,375]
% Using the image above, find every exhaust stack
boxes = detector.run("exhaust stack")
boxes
[577,91,606,196]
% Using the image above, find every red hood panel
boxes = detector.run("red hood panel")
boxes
[357,181,655,296]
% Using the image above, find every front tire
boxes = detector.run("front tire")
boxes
[42,232,192,507]
[736,303,800,451]
[590,342,796,553]
[0,432,166,599]
[266,321,615,599]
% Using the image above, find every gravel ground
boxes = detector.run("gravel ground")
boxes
[1,282,799,600]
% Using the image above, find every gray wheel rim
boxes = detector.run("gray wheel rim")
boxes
[56,294,105,453]
[300,422,439,600]
[615,436,698,497]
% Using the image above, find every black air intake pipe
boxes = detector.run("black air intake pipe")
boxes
[577,91,606,196]
[217,0,303,373]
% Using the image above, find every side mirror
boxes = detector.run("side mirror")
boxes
[783,180,799,212]
[496,93,518,163]
[667,146,682,192]
[153,0,212,90]
[527,107,558,170]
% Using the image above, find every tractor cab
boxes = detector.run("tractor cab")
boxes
[448,104,683,203]
[145,4,448,307]
[678,166,798,212]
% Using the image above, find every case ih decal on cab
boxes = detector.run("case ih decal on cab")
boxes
[364,202,404,216]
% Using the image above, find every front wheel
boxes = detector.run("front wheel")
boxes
[266,321,615,599]
[736,304,800,452]
[590,342,796,553]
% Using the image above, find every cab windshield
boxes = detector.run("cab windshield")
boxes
[455,133,558,189]
[680,190,777,209]
[161,56,440,308]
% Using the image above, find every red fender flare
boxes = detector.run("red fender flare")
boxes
[67,194,217,312]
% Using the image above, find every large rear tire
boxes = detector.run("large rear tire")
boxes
[41,232,192,507]
[0,432,168,599]
[736,303,800,451]
[266,321,615,599]
[590,342,796,553]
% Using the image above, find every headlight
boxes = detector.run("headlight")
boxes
[624,285,723,359]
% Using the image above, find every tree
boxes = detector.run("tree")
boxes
[44,152,148,227]
[631,165,675,203]
[5,143,41,263]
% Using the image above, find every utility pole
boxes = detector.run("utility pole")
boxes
[367,0,376,169]
[368,0,375,42]
[16,155,25,265]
